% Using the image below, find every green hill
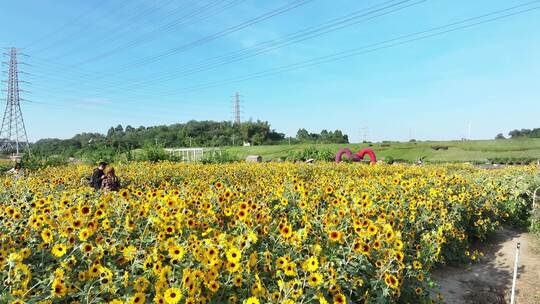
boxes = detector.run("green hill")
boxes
[226,138,540,163]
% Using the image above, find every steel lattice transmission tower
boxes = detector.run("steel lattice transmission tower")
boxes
[233,92,241,125]
[0,47,31,157]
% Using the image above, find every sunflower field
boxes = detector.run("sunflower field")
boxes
[0,162,536,304]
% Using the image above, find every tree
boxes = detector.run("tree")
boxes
[296,128,310,141]
[495,133,505,140]
[505,128,540,139]
[508,129,522,138]
[30,120,349,157]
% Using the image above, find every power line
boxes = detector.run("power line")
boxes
[111,0,426,89]
[20,1,540,119]
[24,0,109,49]
[31,0,134,53]
[155,1,540,96]
[28,0,421,98]
[73,0,247,66]
[19,0,314,97]
[23,0,247,89]
[112,0,315,71]
[50,0,181,60]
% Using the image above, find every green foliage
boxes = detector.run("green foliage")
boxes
[295,128,349,143]
[79,145,118,164]
[227,139,540,164]
[0,159,12,172]
[488,170,538,229]
[287,146,335,162]
[31,120,291,157]
[201,150,239,164]
[19,153,69,171]
[531,206,540,237]
[488,157,537,165]
[530,176,540,237]
[508,127,540,138]
[140,144,170,163]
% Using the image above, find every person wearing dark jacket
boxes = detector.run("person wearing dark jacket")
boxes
[90,162,107,190]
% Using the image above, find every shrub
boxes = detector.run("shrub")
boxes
[287,146,335,162]
[140,144,169,162]
[201,150,238,164]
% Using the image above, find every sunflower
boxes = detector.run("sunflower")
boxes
[372,239,381,250]
[78,228,91,241]
[367,224,378,236]
[168,245,185,260]
[302,256,318,272]
[51,244,67,258]
[164,287,182,304]
[284,262,297,276]
[276,256,288,269]
[280,223,293,239]
[206,280,220,293]
[165,225,175,234]
[317,294,329,304]
[226,247,241,263]
[325,186,333,194]
[245,297,259,304]
[81,242,93,254]
[120,189,129,198]
[395,251,404,263]
[328,230,342,242]
[333,293,346,304]
[236,209,247,220]
[79,205,91,216]
[385,229,395,241]
[51,280,67,298]
[307,272,323,287]
[134,277,149,292]
[122,245,137,261]
[128,292,146,304]
[41,228,53,243]
[394,239,403,250]
[359,241,371,255]
[384,273,399,289]
[226,260,240,273]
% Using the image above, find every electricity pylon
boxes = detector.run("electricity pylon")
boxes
[233,92,241,125]
[0,47,31,157]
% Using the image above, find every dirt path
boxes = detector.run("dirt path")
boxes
[432,228,540,304]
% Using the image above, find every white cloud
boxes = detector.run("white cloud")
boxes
[75,98,112,108]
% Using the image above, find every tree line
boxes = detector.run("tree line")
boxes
[496,127,540,139]
[27,120,348,158]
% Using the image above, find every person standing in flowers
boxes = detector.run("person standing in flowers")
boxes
[6,162,23,180]
[90,161,107,190]
[7,162,22,174]
[101,167,120,191]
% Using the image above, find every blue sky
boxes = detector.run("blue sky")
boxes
[0,0,539,143]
